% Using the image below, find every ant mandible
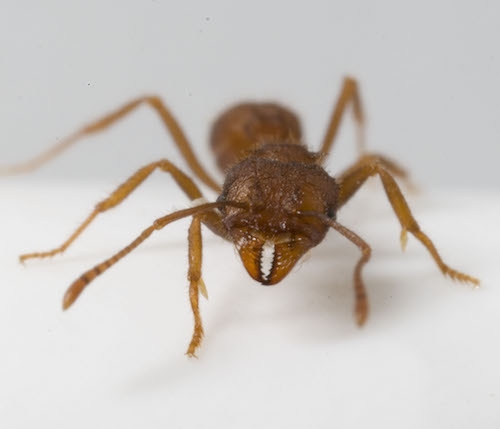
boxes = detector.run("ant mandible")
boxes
[1,77,479,356]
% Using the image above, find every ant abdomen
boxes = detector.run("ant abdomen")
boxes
[210,102,303,172]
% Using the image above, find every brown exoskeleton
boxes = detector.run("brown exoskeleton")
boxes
[1,77,479,356]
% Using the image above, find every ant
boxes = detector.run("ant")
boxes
[1,77,479,357]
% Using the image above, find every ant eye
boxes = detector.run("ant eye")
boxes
[327,206,336,219]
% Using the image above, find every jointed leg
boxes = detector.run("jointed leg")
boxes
[0,96,221,192]
[20,159,230,263]
[186,216,207,357]
[319,78,417,192]
[337,156,480,285]
[318,76,365,160]
[342,152,415,194]
[322,217,372,325]
[62,202,232,310]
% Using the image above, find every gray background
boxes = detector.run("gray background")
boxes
[1,0,499,189]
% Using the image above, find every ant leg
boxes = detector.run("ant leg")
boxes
[186,216,207,357]
[62,202,229,310]
[20,159,229,263]
[0,96,221,192]
[319,79,417,191]
[337,156,480,285]
[323,218,372,325]
[318,76,365,159]
[347,152,417,193]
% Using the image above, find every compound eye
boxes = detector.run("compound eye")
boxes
[327,205,336,219]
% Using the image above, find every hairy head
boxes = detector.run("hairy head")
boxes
[218,155,338,284]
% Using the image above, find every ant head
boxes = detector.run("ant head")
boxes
[218,156,338,285]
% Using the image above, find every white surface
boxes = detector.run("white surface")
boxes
[1,180,499,428]
[1,0,500,187]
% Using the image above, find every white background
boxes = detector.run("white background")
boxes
[1,1,499,428]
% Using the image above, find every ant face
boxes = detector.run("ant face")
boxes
[219,156,338,285]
